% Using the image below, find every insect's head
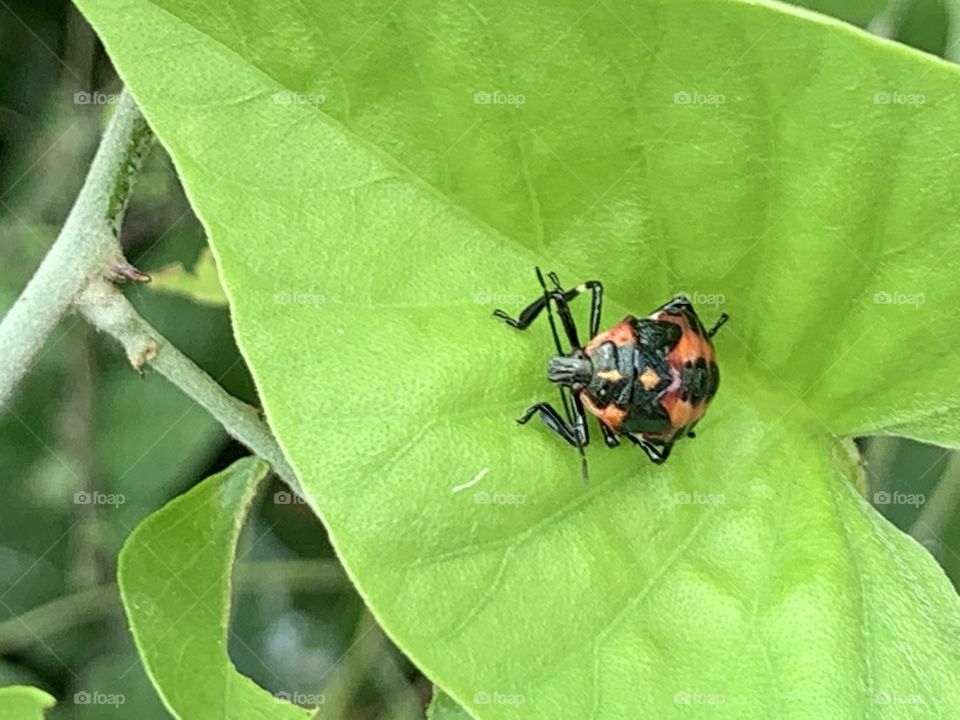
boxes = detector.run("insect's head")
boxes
[547,350,592,390]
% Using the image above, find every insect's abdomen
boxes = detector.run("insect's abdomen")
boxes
[648,311,720,440]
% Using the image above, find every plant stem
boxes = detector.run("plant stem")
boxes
[0,88,302,495]
[0,560,345,653]
[0,585,120,654]
[0,90,152,406]
[77,278,302,495]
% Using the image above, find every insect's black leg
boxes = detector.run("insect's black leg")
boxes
[707,313,729,338]
[599,422,621,448]
[546,271,604,339]
[627,435,672,465]
[492,295,548,330]
[546,289,582,349]
[518,399,591,481]
[569,392,592,446]
[658,295,694,314]
[494,271,603,341]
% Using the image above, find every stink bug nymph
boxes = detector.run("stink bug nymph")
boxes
[494,268,728,481]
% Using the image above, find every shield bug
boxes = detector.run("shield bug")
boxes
[494,268,728,481]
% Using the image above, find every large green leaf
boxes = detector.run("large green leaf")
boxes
[0,686,55,720]
[118,457,315,719]
[77,0,960,716]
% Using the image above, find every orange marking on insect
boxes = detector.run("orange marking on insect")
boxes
[659,391,707,438]
[585,319,635,354]
[597,369,623,382]
[580,391,626,432]
[638,367,660,390]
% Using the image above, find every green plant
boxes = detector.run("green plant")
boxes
[3,0,960,717]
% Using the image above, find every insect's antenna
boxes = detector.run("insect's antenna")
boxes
[707,313,730,338]
[534,267,590,483]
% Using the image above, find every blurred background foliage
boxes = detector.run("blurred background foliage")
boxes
[1,0,959,718]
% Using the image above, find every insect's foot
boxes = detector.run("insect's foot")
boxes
[516,406,538,425]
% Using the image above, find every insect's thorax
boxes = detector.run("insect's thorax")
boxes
[584,340,672,410]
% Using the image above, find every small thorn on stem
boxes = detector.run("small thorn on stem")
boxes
[111,260,151,284]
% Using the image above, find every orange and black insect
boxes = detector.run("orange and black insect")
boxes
[494,268,728,481]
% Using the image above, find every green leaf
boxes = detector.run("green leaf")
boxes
[78,0,960,716]
[118,457,314,719]
[147,248,228,307]
[0,686,55,720]
[427,690,473,720]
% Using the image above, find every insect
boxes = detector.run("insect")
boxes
[494,268,728,481]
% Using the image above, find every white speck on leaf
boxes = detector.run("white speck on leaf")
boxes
[453,467,489,493]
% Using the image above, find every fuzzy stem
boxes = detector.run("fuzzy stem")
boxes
[77,279,302,495]
[0,88,302,495]
[0,90,152,405]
